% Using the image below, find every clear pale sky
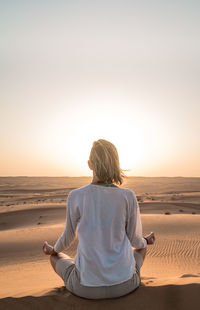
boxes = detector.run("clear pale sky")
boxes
[0,0,200,177]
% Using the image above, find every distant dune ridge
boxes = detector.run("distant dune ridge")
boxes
[0,177,199,309]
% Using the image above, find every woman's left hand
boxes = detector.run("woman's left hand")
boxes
[43,241,54,255]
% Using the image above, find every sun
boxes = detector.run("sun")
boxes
[37,95,168,176]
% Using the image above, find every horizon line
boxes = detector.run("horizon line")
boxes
[0,175,200,178]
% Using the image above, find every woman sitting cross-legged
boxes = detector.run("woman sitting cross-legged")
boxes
[43,139,155,299]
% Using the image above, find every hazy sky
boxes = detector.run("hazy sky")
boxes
[0,0,200,177]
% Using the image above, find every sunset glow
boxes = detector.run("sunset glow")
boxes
[0,1,199,177]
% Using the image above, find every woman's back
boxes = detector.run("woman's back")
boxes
[65,184,141,287]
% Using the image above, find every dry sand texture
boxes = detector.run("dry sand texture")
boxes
[0,176,199,310]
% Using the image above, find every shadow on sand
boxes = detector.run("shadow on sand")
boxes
[0,283,199,310]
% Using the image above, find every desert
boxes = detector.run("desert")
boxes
[0,176,199,310]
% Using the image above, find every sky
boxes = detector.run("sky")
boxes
[0,0,200,177]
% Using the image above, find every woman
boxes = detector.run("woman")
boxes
[43,139,155,299]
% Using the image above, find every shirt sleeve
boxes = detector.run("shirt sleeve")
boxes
[125,190,147,249]
[53,192,80,253]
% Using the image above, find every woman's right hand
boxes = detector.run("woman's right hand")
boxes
[145,232,156,244]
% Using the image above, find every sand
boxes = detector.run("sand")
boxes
[0,176,200,310]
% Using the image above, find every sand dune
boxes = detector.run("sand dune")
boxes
[0,206,65,230]
[0,213,199,298]
[0,177,199,309]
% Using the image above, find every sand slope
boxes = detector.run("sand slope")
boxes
[0,283,200,310]
[0,213,199,309]
[0,177,200,309]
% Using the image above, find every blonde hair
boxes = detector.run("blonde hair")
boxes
[89,139,126,185]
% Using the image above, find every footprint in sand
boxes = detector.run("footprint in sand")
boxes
[142,277,156,285]
[146,280,154,284]
[180,274,200,278]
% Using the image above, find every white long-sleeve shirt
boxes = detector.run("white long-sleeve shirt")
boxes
[53,184,147,287]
